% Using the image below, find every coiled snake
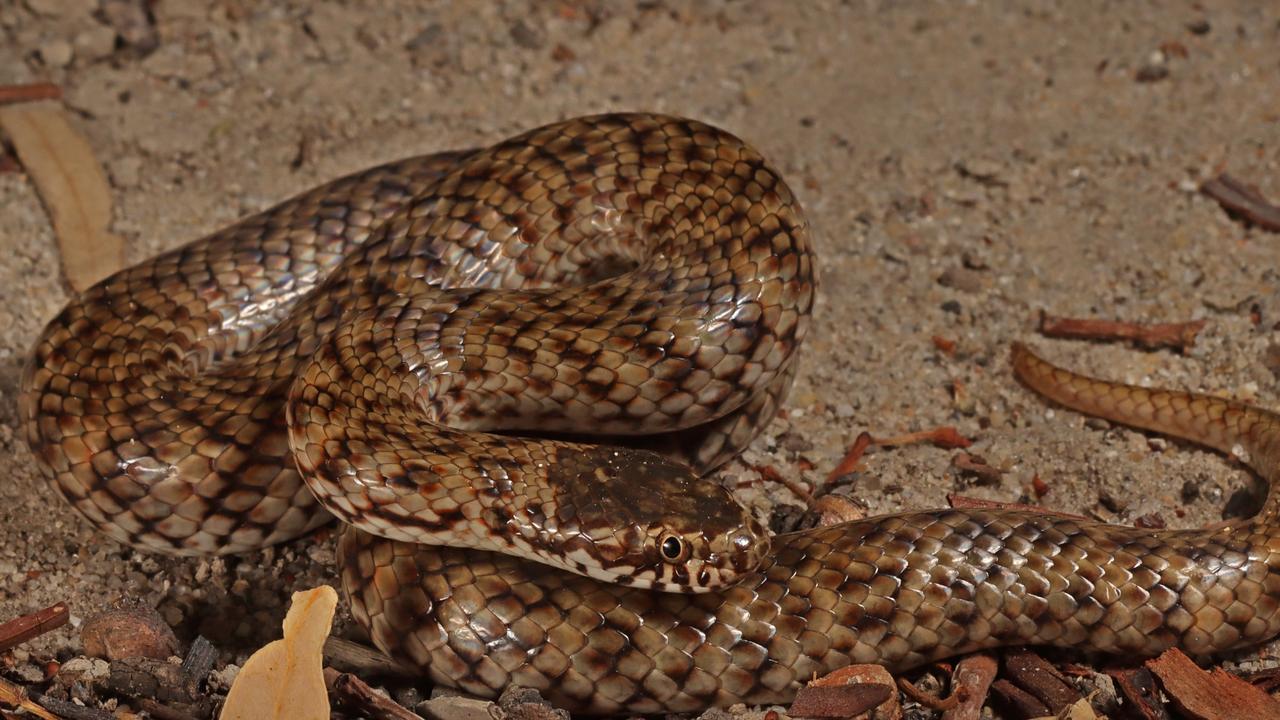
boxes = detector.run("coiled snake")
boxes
[19,113,1280,714]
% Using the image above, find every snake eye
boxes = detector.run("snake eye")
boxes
[659,535,689,563]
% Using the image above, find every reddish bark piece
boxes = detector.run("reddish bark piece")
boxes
[1146,648,1280,720]
[1037,312,1206,352]
[1002,648,1082,713]
[1106,667,1171,720]
[794,665,901,720]
[990,679,1050,717]
[0,603,69,653]
[942,654,998,720]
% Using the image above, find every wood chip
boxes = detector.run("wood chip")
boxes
[1003,648,1082,713]
[1146,648,1280,720]
[221,586,338,720]
[1106,667,1171,720]
[991,678,1051,718]
[0,100,125,292]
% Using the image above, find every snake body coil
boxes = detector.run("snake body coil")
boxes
[19,113,1280,714]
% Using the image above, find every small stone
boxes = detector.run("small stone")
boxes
[81,606,181,661]
[937,266,985,293]
[73,24,117,62]
[15,663,44,683]
[38,38,74,67]
[110,156,142,188]
[508,19,545,49]
[1135,63,1169,83]
[940,299,963,315]
[833,402,855,419]
[1186,19,1210,35]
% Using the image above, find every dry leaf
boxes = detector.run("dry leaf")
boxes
[220,585,337,720]
[0,100,124,291]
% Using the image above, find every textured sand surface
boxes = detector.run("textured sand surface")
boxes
[2,0,1279,700]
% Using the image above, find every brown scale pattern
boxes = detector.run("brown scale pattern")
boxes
[21,113,813,577]
[341,344,1280,714]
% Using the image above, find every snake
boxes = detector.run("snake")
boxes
[18,112,1280,714]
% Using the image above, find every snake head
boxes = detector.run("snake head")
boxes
[541,446,770,593]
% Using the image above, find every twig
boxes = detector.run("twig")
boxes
[0,602,70,652]
[826,432,873,483]
[946,493,1090,521]
[874,426,972,449]
[0,677,60,720]
[1201,173,1280,232]
[29,691,114,720]
[754,463,814,504]
[0,83,62,105]
[1037,312,1206,352]
[790,683,893,718]
[325,667,423,720]
[897,676,959,711]
[323,636,419,678]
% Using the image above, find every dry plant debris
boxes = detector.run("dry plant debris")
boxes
[0,100,124,292]
[220,585,337,720]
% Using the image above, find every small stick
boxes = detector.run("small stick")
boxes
[323,636,419,678]
[30,691,114,720]
[755,463,815,504]
[897,676,959,711]
[947,493,1090,521]
[325,667,423,720]
[0,677,60,720]
[0,82,62,105]
[826,432,873,483]
[1201,173,1280,232]
[875,426,972,449]
[0,602,70,652]
[1038,312,1206,352]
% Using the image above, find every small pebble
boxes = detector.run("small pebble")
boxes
[73,24,117,62]
[81,606,180,660]
[38,38,74,67]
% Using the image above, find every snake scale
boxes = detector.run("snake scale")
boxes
[18,113,1280,714]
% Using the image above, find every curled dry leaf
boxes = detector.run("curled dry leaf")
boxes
[0,100,125,292]
[220,585,338,720]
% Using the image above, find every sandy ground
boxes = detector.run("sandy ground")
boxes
[2,0,1280,714]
